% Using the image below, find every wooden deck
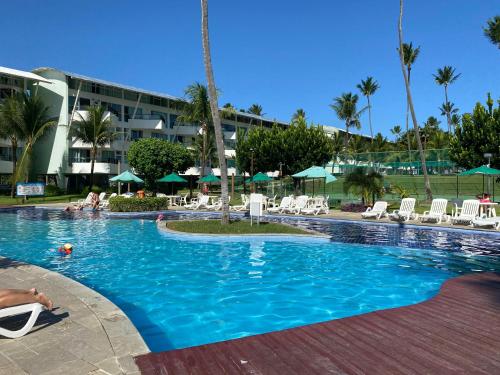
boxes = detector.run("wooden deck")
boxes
[135,273,500,374]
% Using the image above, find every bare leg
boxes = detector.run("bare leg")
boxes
[0,289,52,310]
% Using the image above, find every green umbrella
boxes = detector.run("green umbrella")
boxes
[157,172,188,195]
[197,174,221,183]
[292,166,337,196]
[246,172,272,183]
[110,170,143,192]
[458,165,500,198]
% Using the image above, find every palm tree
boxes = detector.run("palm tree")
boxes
[356,76,379,141]
[178,82,212,178]
[439,101,459,134]
[399,42,420,160]
[0,94,25,197]
[398,0,432,200]
[343,167,384,205]
[483,16,500,49]
[201,0,229,224]
[433,66,461,134]
[390,125,402,142]
[192,130,217,168]
[330,93,366,147]
[330,132,344,170]
[421,116,440,150]
[72,105,115,187]
[15,94,56,183]
[247,104,264,116]
[450,113,460,131]
[292,108,306,121]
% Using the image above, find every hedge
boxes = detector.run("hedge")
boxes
[109,197,168,212]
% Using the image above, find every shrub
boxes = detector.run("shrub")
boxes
[109,197,168,212]
[45,185,64,197]
[340,202,366,212]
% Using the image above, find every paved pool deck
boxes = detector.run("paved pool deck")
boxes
[0,257,149,375]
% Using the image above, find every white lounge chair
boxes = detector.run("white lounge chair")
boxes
[361,201,388,219]
[156,193,167,198]
[179,193,189,206]
[451,199,480,225]
[284,195,310,215]
[267,196,294,214]
[72,192,92,207]
[418,198,449,223]
[302,197,330,216]
[0,303,44,338]
[231,194,249,211]
[99,193,117,209]
[388,198,416,222]
[472,215,500,230]
[185,195,209,210]
[206,198,223,211]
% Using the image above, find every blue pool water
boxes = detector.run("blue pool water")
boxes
[0,208,499,351]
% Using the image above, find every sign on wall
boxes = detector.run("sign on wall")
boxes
[16,183,45,197]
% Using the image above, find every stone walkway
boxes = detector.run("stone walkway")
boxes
[0,257,149,375]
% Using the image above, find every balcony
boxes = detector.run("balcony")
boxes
[73,110,117,123]
[0,159,14,174]
[67,159,119,175]
[127,114,164,130]
[172,125,199,136]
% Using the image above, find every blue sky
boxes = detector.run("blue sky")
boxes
[2,1,499,137]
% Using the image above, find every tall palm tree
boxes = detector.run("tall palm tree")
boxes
[356,76,379,141]
[292,108,306,121]
[439,101,459,134]
[390,125,402,142]
[72,105,115,187]
[15,94,56,183]
[421,116,440,150]
[330,132,344,170]
[330,93,366,147]
[201,0,229,224]
[400,42,420,160]
[178,82,212,178]
[192,130,217,168]
[0,94,25,197]
[398,0,432,200]
[483,16,500,49]
[450,113,460,131]
[343,167,384,205]
[247,104,264,116]
[433,66,460,134]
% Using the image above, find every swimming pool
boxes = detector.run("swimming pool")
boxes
[0,208,499,352]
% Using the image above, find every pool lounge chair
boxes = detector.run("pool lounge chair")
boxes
[185,195,209,210]
[284,195,310,215]
[302,197,330,216]
[99,193,117,210]
[451,199,480,226]
[267,196,294,214]
[231,194,249,211]
[472,215,500,230]
[71,192,92,207]
[0,303,44,338]
[418,198,449,224]
[388,198,416,222]
[361,201,388,219]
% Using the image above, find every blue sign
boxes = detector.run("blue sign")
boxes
[16,183,45,197]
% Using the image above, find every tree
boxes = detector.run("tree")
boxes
[178,83,212,178]
[128,138,194,189]
[0,94,24,197]
[201,0,230,224]
[433,66,460,134]
[247,104,264,116]
[449,96,500,169]
[369,133,389,153]
[421,116,440,150]
[483,15,500,49]
[400,42,420,159]
[15,93,56,182]
[330,132,344,169]
[192,130,217,168]
[292,108,306,121]
[343,167,384,205]
[398,0,432,200]
[72,105,116,187]
[439,101,459,133]
[390,125,402,142]
[330,93,366,147]
[357,76,380,141]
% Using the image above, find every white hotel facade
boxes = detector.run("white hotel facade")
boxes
[0,66,345,191]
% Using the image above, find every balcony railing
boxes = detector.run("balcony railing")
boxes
[68,157,120,166]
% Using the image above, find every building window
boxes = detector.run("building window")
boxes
[131,130,143,140]
[124,106,142,122]
[101,102,122,121]
[222,123,236,132]
[169,114,178,129]
[68,148,90,165]
[101,150,116,163]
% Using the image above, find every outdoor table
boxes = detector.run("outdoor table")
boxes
[165,195,180,206]
[478,202,498,217]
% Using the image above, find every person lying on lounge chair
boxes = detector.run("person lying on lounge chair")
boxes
[0,288,53,310]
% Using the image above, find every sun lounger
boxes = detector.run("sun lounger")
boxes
[231,194,249,211]
[99,193,117,209]
[302,197,330,216]
[418,198,449,223]
[388,198,416,221]
[0,303,44,338]
[472,216,500,230]
[284,195,310,215]
[361,201,387,219]
[185,195,209,210]
[267,196,294,214]
[206,198,222,211]
[451,199,480,226]
[71,192,92,207]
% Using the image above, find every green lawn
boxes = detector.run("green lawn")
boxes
[0,194,83,206]
[166,219,310,235]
